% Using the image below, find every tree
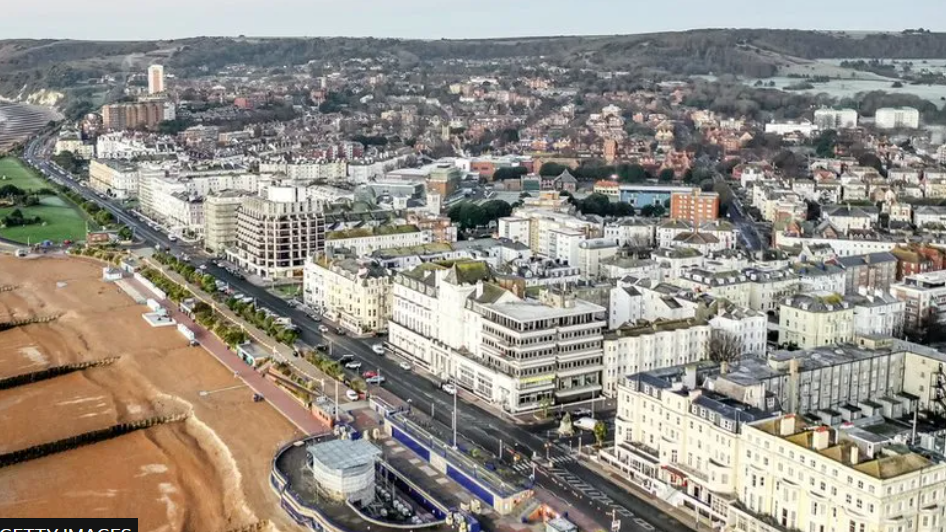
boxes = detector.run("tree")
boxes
[492,166,528,181]
[481,199,512,221]
[617,163,647,183]
[857,153,885,175]
[658,168,675,182]
[640,204,666,217]
[118,226,134,241]
[539,162,569,177]
[813,130,838,158]
[709,330,743,363]
[94,210,114,227]
[593,420,607,447]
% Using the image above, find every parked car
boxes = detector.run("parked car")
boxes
[573,408,593,418]
[398,361,412,371]
[371,344,385,355]
[362,371,378,379]
[573,417,597,432]
[336,327,346,336]
[365,375,386,384]
[346,390,360,402]
[441,382,457,395]
[338,354,354,363]
[345,361,363,370]
[318,325,329,333]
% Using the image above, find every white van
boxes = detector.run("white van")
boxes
[573,417,598,432]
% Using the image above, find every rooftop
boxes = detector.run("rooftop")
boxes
[483,297,605,322]
[307,438,382,471]
[327,224,420,240]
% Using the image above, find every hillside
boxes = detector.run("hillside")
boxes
[2,29,946,103]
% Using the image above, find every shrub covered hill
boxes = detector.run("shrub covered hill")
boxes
[2,29,946,101]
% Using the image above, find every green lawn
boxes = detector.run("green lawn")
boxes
[0,195,90,244]
[0,158,49,191]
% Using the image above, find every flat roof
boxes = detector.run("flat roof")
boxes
[307,438,382,471]
[483,298,605,321]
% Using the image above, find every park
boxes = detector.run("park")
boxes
[0,158,91,244]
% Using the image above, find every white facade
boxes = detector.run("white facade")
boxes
[325,227,431,257]
[764,120,817,137]
[303,257,392,334]
[88,159,139,199]
[259,161,349,182]
[609,285,644,329]
[813,108,858,129]
[850,292,905,338]
[604,219,656,248]
[602,320,710,397]
[709,307,767,357]
[875,107,920,129]
[498,217,530,245]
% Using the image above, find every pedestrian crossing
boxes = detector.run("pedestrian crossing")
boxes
[547,467,656,531]
[510,455,575,473]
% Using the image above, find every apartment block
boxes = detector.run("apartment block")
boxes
[670,188,720,225]
[230,186,325,279]
[303,256,393,334]
[779,293,854,349]
[324,225,430,257]
[602,318,710,397]
[890,271,946,333]
[88,159,138,199]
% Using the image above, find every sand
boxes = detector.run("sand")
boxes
[0,255,304,532]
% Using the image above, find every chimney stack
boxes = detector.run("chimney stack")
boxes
[849,445,860,465]
[811,426,831,450]
[779,414,797,436]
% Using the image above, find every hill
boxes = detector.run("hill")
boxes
[2,29,946,103]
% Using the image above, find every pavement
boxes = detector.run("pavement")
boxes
[23,132,695,532]
[125,276,328,435]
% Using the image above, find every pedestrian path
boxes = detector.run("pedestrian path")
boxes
[127,277,329,436]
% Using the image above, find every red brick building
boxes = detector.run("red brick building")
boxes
[670,188,720,225]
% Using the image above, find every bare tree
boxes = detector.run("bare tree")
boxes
[709,329,743,364]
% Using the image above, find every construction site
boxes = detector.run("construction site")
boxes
[0,254,306,532]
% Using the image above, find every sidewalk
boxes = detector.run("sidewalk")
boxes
[580,455,713,532]
[127,276,329,436]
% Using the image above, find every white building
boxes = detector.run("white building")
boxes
[230,186,326,278]
[708,307,767,357]
[848,290,905,338]
[325,225,431,257]
[578,238,620,279]
[744,267,800,315]
[609,284,644,329]
[890,271,946,334]
[303,256,393,334]
[875,107,920,129]
[733,414,946,532]
[813,108,858,129]
[764,120,817,137]
[88,159,139,199]
[388,261,607,413]
[602,319,710,397]
[259,160,349,182]
[604,218,656,248]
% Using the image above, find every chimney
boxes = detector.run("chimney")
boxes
[849,445,860,465]
[720,361,730,375]
[779,414,797,436]
[683,364,698,390]
[812,426,831,450]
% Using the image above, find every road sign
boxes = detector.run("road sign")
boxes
[611,519,621,532]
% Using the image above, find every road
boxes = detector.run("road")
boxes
[23,133,692,532]
[715,174,764,252]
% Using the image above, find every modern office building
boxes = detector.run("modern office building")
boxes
[230,186,326,278]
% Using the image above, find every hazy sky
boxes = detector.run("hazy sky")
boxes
[2,0,943,40]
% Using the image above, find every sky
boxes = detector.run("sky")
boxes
[1,0,943,40]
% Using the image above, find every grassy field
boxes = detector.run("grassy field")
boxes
[0,158,49,191]
[0,197,90,244]
[0,158,91,244]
